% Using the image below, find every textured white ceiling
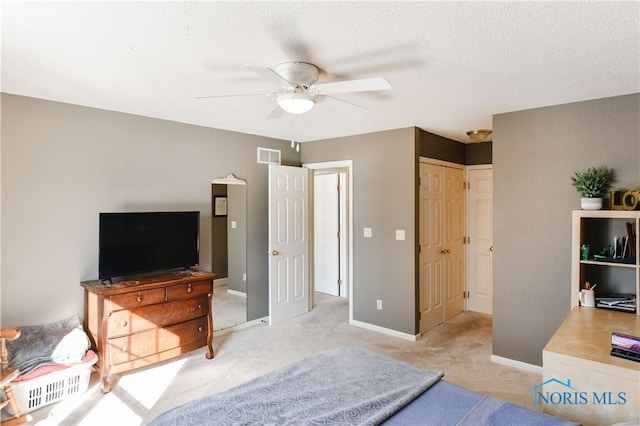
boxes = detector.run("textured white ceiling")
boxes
[2,1,639,143]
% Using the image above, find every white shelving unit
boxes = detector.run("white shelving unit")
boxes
[571,210,639,314]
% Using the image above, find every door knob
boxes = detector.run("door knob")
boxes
[490,246,494,252]
[271,250,280,256]
[440,249,447,254]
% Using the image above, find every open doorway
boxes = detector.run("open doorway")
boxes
[304,160,353,321]
[313,171,347,297]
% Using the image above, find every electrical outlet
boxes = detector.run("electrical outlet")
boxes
[395,230,405,240]
[242,273,247,281]
[376,299,382,310]
[364,227,372,238]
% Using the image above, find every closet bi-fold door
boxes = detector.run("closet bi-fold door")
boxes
[443,166,465,321]
[419,162,445,331]
[419,161,465,333]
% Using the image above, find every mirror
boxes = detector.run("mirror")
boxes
[211,175,247,331]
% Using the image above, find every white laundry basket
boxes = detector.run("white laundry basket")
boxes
[4,352,97,415]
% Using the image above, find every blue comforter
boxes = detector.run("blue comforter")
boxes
[384,381,579,426]
[150,347,578,426]
[150,347,442,425]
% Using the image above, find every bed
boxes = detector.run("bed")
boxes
[149,347,577,425]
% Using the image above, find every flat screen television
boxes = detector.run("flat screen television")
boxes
[99,211,200,281]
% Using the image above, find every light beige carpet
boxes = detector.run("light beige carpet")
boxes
[21,293,543,425]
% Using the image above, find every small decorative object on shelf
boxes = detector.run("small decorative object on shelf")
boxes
[580,244,590,260]
[610,188,640,211]
[579,282,596,307]
[571,166,614,210]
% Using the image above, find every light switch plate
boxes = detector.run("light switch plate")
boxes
[231,221,237,229]
[364,227,372,238]
[395,230,405,240]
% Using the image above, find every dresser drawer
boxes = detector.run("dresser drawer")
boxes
[107,295,209,338]
[110,288,166,311]
[108,317,208,366]
[166,280,212,301]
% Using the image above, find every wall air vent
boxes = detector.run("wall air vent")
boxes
[257,147,281,165]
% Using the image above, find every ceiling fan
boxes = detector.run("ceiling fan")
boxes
[196,61,392,118]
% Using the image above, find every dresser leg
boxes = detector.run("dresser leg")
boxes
[206,292,215,359]
[100,376,113,394]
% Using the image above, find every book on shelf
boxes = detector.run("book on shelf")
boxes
[596,294,636,312]
[611,347,640,362]
[597,302,636,312]
[627,221,636,258]
[611,331,640,362]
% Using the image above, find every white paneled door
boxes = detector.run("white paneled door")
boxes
[419,162,445,331]
[314,173,340,296]
[268,164,310,325]
[467,167,493,314]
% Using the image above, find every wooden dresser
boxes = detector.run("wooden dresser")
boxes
[81,269,217,392]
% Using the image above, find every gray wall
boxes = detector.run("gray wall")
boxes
[465,142,492,165]
[493,93,640,366]
[227,184,247,293]
[1,94,299,326]
[418,128,492,165]
[418,129,465,164]
[302,128,418,334]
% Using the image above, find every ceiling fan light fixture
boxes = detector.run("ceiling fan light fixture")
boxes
[277,93,315,114]
[466,129,493,142]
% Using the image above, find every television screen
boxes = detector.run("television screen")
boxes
[99,211,200,280]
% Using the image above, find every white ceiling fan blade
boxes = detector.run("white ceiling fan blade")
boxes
[312,77,391,95]
[322,95,369,111]
[245,64,295,89]
[265,104,285,120]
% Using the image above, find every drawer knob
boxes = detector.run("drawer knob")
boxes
[137,293,143,302]
[198,326,204,332]
[197,303,203,310]
[120,320,128,327]
[187,284,193,293]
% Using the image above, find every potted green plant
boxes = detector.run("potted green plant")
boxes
[570,166,614,210]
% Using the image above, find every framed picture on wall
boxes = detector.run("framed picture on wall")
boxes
[213,196,227,217]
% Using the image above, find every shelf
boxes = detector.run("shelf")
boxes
[596,305,637,314]
[572,210,639,315]
[580,260,638,268]
[576,210,640,219]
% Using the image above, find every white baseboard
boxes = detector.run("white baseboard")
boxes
[227,289,247,298]
[214,278,228,288]
[350,320,418,341]
[237,317,267,329]
[491,355,543,375]
[215,317,267,334]
[236,316,418,342]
